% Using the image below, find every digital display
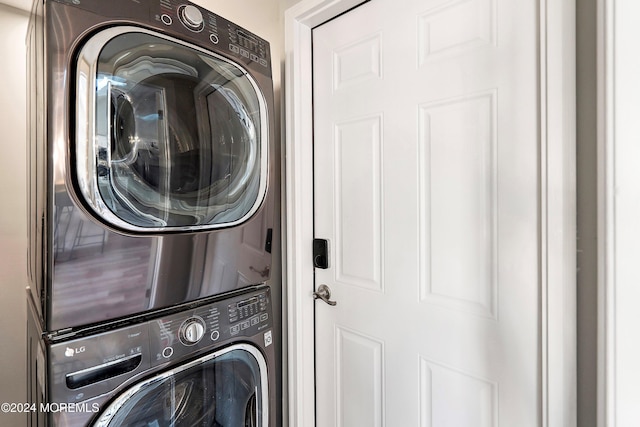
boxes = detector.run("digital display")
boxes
[237,297,258,308]
[237,30,259,53]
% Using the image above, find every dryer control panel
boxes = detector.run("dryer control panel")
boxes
[51,0,272,77]
[154,0,271,74]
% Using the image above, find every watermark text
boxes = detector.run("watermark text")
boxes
[1,402,100,413]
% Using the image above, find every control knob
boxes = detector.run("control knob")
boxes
[180,317,205,345]
[179,5,204,31]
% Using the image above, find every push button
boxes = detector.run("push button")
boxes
[160,14,172,26]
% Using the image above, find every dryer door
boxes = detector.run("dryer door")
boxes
[93,344,268,426]
[75,27,268,232]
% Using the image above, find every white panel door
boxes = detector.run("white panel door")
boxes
[312,0,539,425]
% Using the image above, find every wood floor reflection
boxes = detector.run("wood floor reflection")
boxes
[52,217,152,328]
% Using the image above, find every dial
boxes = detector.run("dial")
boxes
[180,318,205,345]
[179,5,204,31]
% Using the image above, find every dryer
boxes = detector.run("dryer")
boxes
[26,0,277,331]
[26,0,280,425]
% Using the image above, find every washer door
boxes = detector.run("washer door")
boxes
[76,27,269,232]
[93,344,268,426]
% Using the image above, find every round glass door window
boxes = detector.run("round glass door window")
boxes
[76,28,268,231]
[93,345,267,426]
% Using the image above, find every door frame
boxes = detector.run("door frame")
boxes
[284,0,577,425]
[597,0,640,425]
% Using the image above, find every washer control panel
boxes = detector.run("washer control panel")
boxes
[228,293,269,335]
[149,287,273,367]
[47,287,272,405]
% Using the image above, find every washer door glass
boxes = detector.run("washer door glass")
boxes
[93,345,267,426]
[76,28,268,232]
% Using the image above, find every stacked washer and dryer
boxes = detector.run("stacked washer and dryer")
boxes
[26,1,280,425]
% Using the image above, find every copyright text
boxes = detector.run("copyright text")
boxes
[1,402,100,413]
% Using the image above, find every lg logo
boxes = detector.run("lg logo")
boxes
[64,346,86,357]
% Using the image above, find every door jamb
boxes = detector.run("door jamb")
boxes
[284,0,577,425]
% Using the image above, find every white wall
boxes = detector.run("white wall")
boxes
[0,4,29,426]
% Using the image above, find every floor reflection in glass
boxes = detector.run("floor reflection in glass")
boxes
[52,206,152,328]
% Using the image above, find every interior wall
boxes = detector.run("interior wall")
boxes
[0,4,29,426]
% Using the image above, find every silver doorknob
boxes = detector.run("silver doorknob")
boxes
[313,284,337,306]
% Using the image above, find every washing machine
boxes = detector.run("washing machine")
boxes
[26,0,280,425]
[29,286,277,426]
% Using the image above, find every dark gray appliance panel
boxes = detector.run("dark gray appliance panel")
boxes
[51,0,271,77]
[40,0,276,331]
